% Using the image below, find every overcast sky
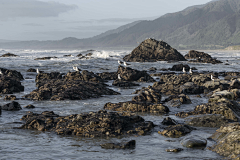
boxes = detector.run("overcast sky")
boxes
[0,0,212,41]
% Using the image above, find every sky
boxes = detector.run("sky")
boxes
[0,0,212,41]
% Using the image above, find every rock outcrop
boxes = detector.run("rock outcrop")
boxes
[0,53,18,57]
[181,135,207,148]
[1,101,22,111]
[185,50,222,64]
[100,140,136,149]
[19,110,154,137]
[123,39,186,62]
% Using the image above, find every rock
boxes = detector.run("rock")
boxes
[0,67,24,81]
[179,82,204,94]
[208,123,240,159]
[1,101,22,111]
[63,54,73,57]
[100,140,136,149]
[161,117,178,126]
[163,94,191,107]
[104,101,169,114]
[86,53,93,56]
[185,114,231,128]
[170,64,190,72]
[0,53,18,57]
[123,39,186,62]
[184,50,212,59]
[27,68,37,72]
[158,124,196,138]
[181,135,207,148]
[229,79,240,89]
[112,79,140,87]
[97,72,117,80]
[65,70,104,83]
[166,148,183,152]
[34,57,57,60]
[132,86,161,103]
[203,80,230,93]
[24,104,35,109]
[0,77,24,94]
[149,67,157,71]
[117,66,155,82]
[19,110,154,137]
[35,72,63,87]
[176,98,240,121]
[4,95,16,100]
[76,53,82,57]
[209,90,235,102]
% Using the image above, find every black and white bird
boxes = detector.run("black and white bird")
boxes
[73,66,80,72]
[0,70,2,75]
[211,75,214,81]
[118,60,123,65]
[182,67,186,74]
[189,68,193,74]
[118,74,121,80]
[123,61,130,67]
[36,68,40,74]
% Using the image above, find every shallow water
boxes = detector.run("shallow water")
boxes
[1,49,239,159]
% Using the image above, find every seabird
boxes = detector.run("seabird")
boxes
[73,66,80,71]
[36,68,40,74]
[182,67,186,74]
[123,61,130,67]
[118,60,123,65]
[118,74,121,80]
[189,68,192,74]
[211,75,214,81]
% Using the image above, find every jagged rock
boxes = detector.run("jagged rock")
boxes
[0,53,18,57]
[191,74,211,85]
[0,67,24,81]
[163,94,191,108]
[1,101,22,111]
[209,90,235,102]
[34,57,57,60]
[24,104,36,109]
[19,110,154,137]
[35,72,63,87]
[132,86,161,103]
[27,68,37,72]
[209,123,240,159]
[112,80,139,87]
[161,117,178,126]
[229,79,240,89]
[104,101,169,114]
[0,77,24,94]
[181,135,207,148]
[184,50,212,59]
[97,72,117,80]
[117,66,155,82]
[170,64,190,72]
[86,53,93,56]
[25,79,119,101]
[203,80,230,93]
[64,70,104,83]
[100,140,136,149]
[185,114,231,128]
[4,95,16,100]
[123,39,186,62]
[176,98,240,121]
[180,82,204,94]
[149,67,157,71]
[76,53,82,57]
[158,124,196,138]
[63,54,73,57]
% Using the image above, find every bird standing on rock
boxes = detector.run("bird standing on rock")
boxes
[211,75,214,81]
[118,60,123,65]
[118,74,121,80]
[36,68,40,74]
[73,66,80,72]
[0,70,2,75]
[182,67,186,74]
[124,61,130,67]
[189,69,192,74]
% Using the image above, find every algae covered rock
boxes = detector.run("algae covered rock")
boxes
[181,135,207,148]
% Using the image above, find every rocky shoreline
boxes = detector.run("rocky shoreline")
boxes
[1,39,239,159]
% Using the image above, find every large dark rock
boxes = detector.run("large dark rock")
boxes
[19,110,154,137]
[112,79,139,87]
[34,57,57,60]
[123,39,186,62]
[161,117,178,126]
[208,123,240,159]
[176,98,240,121]
[132,86,161,103]
[0,77,24,94]
[0,53,18,57]
[179,82,204,94]
[100,140,136,149]
[170,64,190,72]
[4,95,17,100]
[184,50,212,59]
[25,79,119,101]
[64,70,104,83]
[97,72,117,80]
[158,124,196,138]
[1,101,22,111]
[117,66,155,82]
[0,67,24,81]
[163,94,191,107]
[181,135,207,148]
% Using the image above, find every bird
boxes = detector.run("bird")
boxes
[118,74,121,80]
[118,60,123,65]
[189,68,192,74]
[73,66,80,72]
[123,61,130,67]
[36,68,40,74]
[211,75,215,81]
[182,67,186,74]
[0,69,2,75]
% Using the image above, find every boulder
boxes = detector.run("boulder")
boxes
[123,39,186,62]
[0,77,24,94]
[0,67,24,81]
[158,124,196,138]
[112,80,139,87]
[181,135,207,148]
[24,104,36,109]
[0,53,18,57]
[64,70,104,83]
[163,94,191,108]
[170,64,190,72]
[27,68,37,72]
[117,66,155,82]
[209,90,235,102]
[179,82,204,94]
[34,56,57,60]
[184,50,212,59]
[104,101,169,114]
[19,110,154,137]
[161,117,178,126]
[1,101,22,111]
[132,86,161,103]
[97,72,117,80]
[4,95,16,100]
[165,148,183,152]
[100,140,136,149]
[209,123,240,159]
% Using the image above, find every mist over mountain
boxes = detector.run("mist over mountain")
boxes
[0,0,239,50]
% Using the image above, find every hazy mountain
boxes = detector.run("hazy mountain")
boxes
[0,0,239,50]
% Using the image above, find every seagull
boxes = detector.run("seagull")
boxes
[118,60,123,65]
[123,61,130,67]
[36,68,40,74]
[182,67,186,74]
[118,74,121,80]
[211,75,214,81]
[189,68,192,74]
[73,66,80,72]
